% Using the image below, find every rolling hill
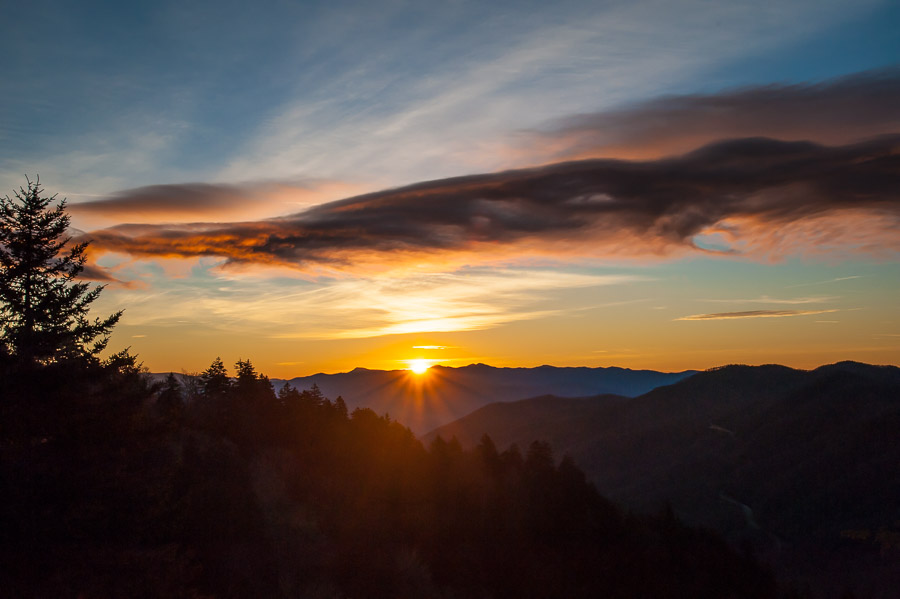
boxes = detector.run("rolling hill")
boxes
[427,361,900,597]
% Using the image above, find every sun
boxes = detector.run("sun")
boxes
[407,359,430,374]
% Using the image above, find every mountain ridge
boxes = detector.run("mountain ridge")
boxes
[425,361,900,596]
[285,363,697,433]
[152,363,696,433]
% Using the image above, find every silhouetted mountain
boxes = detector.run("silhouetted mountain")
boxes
[427,361,900,597]
[278,364,695,433]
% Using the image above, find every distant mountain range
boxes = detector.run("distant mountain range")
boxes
[153,364,695,433]
[277,364,696,433]
[427,361,900,596]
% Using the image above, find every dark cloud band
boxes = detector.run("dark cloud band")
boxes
[83,135,900,270]
[69,183,254,217]
[529,67,900,160]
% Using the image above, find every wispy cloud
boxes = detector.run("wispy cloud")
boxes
[0,108,194,205]
[106,269,643,339]
[214,1,876,185]
[700,296,836,305]
[786,275,863,288]
[677,309,839,321]
[83,135,900,276]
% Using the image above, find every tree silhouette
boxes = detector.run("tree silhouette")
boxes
[234,358,275,404]
[200,356,230,397]
[0,177,120,364]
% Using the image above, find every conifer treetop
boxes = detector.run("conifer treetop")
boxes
[0,177,121,364]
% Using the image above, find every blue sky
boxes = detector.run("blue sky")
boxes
[2,0,898,375]
[5,0,897,193]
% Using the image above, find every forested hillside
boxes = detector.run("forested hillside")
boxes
[0,356,778,598]
[428,362,900,597]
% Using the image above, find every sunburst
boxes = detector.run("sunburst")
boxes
[407,359,431,374]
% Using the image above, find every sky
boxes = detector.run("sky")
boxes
[2,0,898,377]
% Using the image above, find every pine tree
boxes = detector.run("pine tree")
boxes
[0,177,121,364]
[277,381,300,403]
[200,356,230,397]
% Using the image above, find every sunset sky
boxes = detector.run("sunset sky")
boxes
[2,0,898,376]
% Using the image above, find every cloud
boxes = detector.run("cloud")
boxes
[69,183,257,217]
[77,263,146,289]
[517,68,900,163]
[700,296,836,305]
[677,309,839,321]
[83,135,900,274]
[212,1,877,187]
[785,275,863,288]
[78,263,121,282]
[105,269,640,339]
[67,180,362,226]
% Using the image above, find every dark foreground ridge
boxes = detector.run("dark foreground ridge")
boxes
[428,361,900,597]
[1,356,778,598]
